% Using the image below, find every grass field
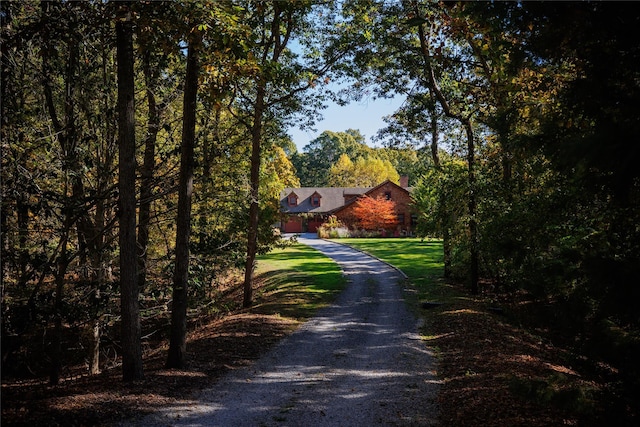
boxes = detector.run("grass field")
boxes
[254,243,347,320]
[254,237,447,320]
[335,238,446,301]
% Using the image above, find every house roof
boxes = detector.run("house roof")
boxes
[280,186,371,214]
[280,180,413,215]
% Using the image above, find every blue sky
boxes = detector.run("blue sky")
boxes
[287,93,405,152]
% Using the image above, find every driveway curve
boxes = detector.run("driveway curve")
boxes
[127,234,439,426]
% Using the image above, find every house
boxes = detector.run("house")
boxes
[279,177,415,234]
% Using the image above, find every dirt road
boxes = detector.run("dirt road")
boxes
[125,234,439,426]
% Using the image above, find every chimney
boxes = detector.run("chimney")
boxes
[400,175,409,188]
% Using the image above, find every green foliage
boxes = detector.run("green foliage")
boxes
[327,154,399,187]
[292,129,372,186]
[1,0,320,378]
[323,2,640,393]
[292,129,420,187]
[412,158,466,239]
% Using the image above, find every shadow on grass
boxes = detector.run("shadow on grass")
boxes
[251,268,345,321]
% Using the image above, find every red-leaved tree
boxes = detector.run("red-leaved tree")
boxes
[353,196,399,231]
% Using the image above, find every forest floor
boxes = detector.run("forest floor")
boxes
[2,274,636,426]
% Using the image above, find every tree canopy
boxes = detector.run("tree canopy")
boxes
[292,129,418,187]
[327,154,399,187]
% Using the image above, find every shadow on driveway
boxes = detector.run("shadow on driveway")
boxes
[125,237,439,426]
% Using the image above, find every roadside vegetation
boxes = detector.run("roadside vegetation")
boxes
[340,237,637,426]
[1,243,345,426]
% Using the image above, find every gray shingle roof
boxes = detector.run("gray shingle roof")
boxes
[280,187,372,214]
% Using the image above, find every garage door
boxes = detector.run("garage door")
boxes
[284,217,303,233]
[307,219,323,233]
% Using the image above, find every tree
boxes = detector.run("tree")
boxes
[330,0,483,292]
[408,2,480,294]
[191,103,250,289]
[115,4,143,381]
[165,0,254,367]
[327,153,355,186]
[376,146,427,185]
[241,0,292,308]
[135,1,178,296]
[412,157,467,278]
[292,129,372,186]
[500,3,640,328]
[328,154,399,187]
[353,157,399,187]
[165,32,200,369]
[238,0,342,307]
[262,145,300,199]
[352,195,399,232]
[166,1,255,368]
[0,0,128,381]
[36,0,85,385]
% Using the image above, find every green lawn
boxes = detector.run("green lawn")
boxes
[254,243,346,320]
[335,238,446,301]
[254,238,445,320]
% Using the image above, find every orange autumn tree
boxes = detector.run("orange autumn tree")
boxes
[352,196,399,231]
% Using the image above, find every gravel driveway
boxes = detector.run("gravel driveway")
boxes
[127,234,439,426]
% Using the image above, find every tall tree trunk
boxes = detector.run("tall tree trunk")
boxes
[0,2,10,284]
[17,184,28,286]
[427,93,450,276]
[242,2,290,308]
[88,198,105,376]
[40,0,62,385]
[242,83,265,308]
[50,229,69,385]
[89,318,101,375]
[429,92,440,169]
[137,50,160,292]
[166,39,199,369]
[116,10,143,382]
[0,202,6,284]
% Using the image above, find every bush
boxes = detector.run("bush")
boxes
[317,216,351,238]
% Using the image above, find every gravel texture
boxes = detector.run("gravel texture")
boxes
[125,234,439,426]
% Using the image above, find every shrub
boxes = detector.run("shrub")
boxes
[317,216,351,238]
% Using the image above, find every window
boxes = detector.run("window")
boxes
[397,213,405,224]
[385,191,392,200]
[288,193,298,207]
[311,194,321,207]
